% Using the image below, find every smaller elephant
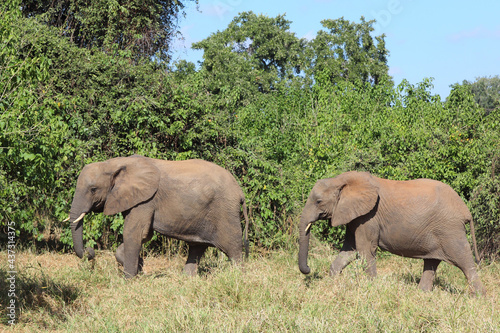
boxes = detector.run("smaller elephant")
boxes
[64,155,249,278]
[298,171,484,295]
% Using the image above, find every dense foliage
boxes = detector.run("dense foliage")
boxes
[21,0,197,62]
[461,75,500,113]
[1,4,499,258]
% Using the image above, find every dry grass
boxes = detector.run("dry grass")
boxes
[1,243,499,332]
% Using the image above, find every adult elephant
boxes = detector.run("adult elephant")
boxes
[64,155,249,278]
[298,171,484,295]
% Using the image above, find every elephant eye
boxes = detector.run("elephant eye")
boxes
[316,199,322,205]
[90,187,97,194]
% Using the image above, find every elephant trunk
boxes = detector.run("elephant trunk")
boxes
[69,215,95,260]
[68,191,95,260]
[70,218,84,258]
[299,199,320,275]
[298,216,313,275]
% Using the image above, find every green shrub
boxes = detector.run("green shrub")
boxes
[469,160,500,260]
[1,11,499,259]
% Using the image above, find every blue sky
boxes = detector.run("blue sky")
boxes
[172,0,500,99]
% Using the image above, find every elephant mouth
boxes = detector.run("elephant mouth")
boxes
[92,199,105,212]
[319,212,330,220]
[304,212,331,233]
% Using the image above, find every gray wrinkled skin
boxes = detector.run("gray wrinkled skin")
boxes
[298,171,484,295]
[68,155,249,278]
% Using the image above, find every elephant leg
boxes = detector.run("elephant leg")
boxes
[360,251,377,277]
[115,241,147,273]
[330,251,357,276]
[223,242,243,265]
[355,228,378,277]
[123,236,142,279]
[214,222,243,265]
[183,243,208,277]
[461,265,485,296]
[122,207,154,279]
[330,228,357,276]
[223,220,244,262]
[451,254,485,296]
[419,259,441,291]
[115,243,125,266]
[136,228,154,273]
[442,234,485,296]
[116,242,146,272]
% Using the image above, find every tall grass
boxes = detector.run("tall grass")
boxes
[1,243,499,332]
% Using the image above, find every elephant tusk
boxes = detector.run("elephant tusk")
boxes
[72,212,86,224]
[62,216,70,223]
[305,222,313,233]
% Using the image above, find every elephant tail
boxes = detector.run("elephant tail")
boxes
[469,218,481,264]
[241,196,250,259]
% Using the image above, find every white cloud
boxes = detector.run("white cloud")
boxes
[171,24,196,51]
[199,2,240,20]
[301,30,316,41]
[389,66,403,76]
[449,26,500,42]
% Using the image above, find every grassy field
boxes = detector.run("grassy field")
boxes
[1,241,499,332]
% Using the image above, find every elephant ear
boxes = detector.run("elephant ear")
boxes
[103,156,161,215]
[331,172,379,227]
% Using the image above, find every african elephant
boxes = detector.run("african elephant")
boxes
[298,171,485,295]
[64,155,249,278]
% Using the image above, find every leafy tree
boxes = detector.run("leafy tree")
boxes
[0,10,215,247]
[193,11,307,101]
[222,11,307,80]
[461,76,500,113]
[192,12,315,247]
[0,4,69,241]
[309,17,392,86]
[21,0,197,62]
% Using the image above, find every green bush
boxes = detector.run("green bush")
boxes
[1,11,499,259]
[469,157,500,260]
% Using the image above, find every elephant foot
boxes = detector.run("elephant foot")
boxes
[471,283,486,297]
[117,258,144,279]
[468,273,486,297]
[115,243,145,275]
[365,264,377,278]
[418,280,433,292]
[329,265,343,276]
[121,265,139,279]
[183,263,198,277]
[182,244,208,277]
[329,250,357,276]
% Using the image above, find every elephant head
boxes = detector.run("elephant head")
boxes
[65,156,160,260]
[298,171,379,274]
